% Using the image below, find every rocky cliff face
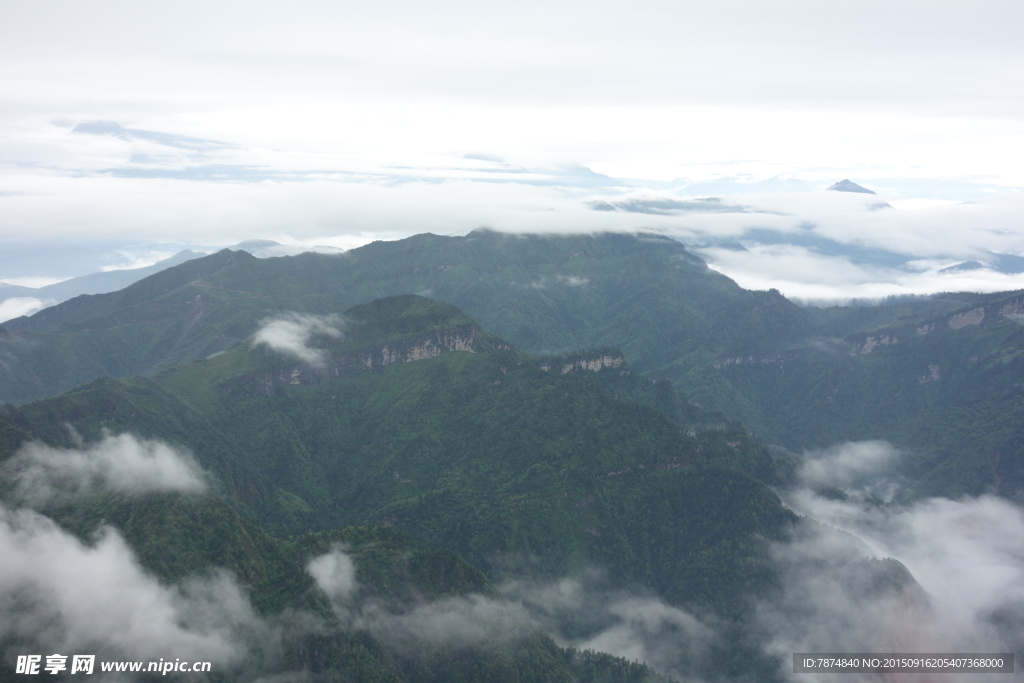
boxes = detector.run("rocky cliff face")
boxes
[999,295,1024,322]
[222,325,490,398]
[539,351,626,374]
[360,327,482,370]
[852,333,899,355]
[947,307,985,330]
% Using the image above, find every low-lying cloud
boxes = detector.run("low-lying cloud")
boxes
[306,546,357,605]
[556,275,590,287]
[307,547,714,678]
[4,432,207,505]
[0,296,51,324]
[251,312,345,365]
[695,241,1024,304]
[307,546,536,652]
[756,519,934,682]
[500,573,715,680]
[4,510,718,680]
[0,505,262,669]
[798,440,901,493]
[356,595,537,652]
[760,442,1024,681]
[573,596,713,677]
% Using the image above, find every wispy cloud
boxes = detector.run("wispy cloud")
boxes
[0,296,51,323]
[756,519,934,681]
[307,546,536,651]
[306,546,357,606]
[356,595,537,652]
[500,574,715,680]
[573,597,713,677]
[797,440,902,492]
[307,547,715,677]
[556,275,589,287]
[0,505,261,666]
[251,312,345,365]
[0,276,69,288]
[4,432,208,505]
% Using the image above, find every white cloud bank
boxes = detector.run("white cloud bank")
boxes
[306,546,357,605]
[696,242,1024,304]
[760,441,1024,681]
[7,169,1022,305]
[5,432,207,505]
[251,312,345,365]
[573,596,713,677]
[356,595,537,653]
[500,574,715,680]
[0,296,51,324]
[0,505,261,668]
[307,546,536,651]
[307,547,714,678]
[798,440,902,491]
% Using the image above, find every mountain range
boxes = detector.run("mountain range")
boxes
[0,250,206,308]
[2,229,1021,498]
[1,230,1022,680]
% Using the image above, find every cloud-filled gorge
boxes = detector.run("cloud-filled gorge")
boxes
[760,441,1024,682]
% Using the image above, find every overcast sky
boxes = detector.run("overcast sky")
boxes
[2,0,1024,297]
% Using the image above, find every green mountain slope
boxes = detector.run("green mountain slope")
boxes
[0,231,810,409]
[2,230,1022,497]
[1,295,798,681]
[733,290,1024,497]
[0,482,664,682]
[6,296,793,595]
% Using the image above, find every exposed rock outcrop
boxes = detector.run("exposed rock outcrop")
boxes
[222,326,488,398]
[539,351,626,375]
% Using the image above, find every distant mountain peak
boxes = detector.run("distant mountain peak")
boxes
[827,179,876,194]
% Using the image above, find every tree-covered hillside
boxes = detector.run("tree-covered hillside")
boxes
[2,230,1021,498]
[1,295,813,681]
[0,231,809,408]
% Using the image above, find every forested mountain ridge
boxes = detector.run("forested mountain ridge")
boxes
[0,230,809,406]
[720,288,1024,496]
[2,296,791,575]
[1,295,818,681]
[1,229,1022,497]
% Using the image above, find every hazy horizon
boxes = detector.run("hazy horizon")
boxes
[3,1,1024,303]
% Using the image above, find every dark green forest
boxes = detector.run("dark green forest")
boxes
[1,295,805,681]
[1,232,1022,680]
